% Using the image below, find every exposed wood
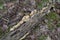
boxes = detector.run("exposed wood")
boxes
[0,3,52,40]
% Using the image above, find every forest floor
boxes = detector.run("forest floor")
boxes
[0,0,60,40]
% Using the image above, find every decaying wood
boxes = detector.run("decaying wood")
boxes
[3,0,36,27]
[0,3,52,40]
[10,10,37,31]
[19,32,30,40]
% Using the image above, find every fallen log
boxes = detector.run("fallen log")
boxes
[0,3,52,40]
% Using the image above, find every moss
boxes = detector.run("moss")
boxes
[44,12,58,30]
[37,0,49,9]
[0,26,10,38]
[56,23,60,27]
[48,24,54,30]
[0,5,3,9]
[42,0,49,2]
[47,20,54,30]
[0,1,3,9]
[38,35,47,40]
[45,11,60,30]
[0,27,5,38]
[46,12,58,20]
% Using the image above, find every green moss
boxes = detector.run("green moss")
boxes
[38,35,47,40]
[0,26,11,38]
[46,12,58,20]
[44,12,56,30]
[0,27,5,38]
[42,0,49,2]
[47,20,54,30]
[56,23,60,27]
[48,24,54,30]
[37,0,49,8]
[44,12,60,30]
[0,1,3,9]
[38,3,42,8]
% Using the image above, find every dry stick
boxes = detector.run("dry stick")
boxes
[0,10,37,40]
[17,4,51,40]
[0,3,52,40]
[19,5,52,40]
[19,32,30,40]
[10,10,37,31]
